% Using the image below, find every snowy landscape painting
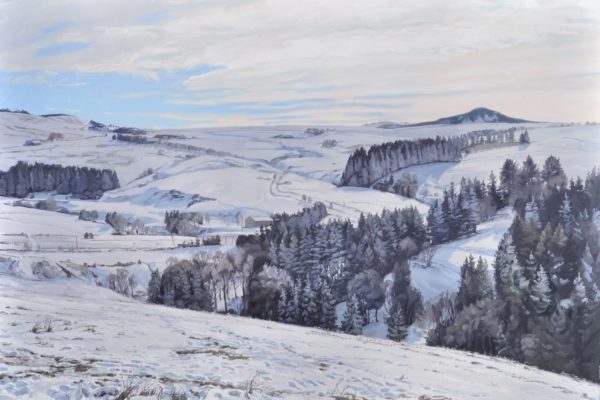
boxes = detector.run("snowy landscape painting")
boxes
[1,1,600,399]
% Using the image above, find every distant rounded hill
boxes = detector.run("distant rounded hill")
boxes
[374,107,532,128]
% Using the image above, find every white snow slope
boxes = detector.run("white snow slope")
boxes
[1,275,597,400]
[1,113,600,327]
[1,112,600,398]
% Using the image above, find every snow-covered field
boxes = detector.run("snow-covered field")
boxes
[1,113,600,307]
[1,275,597,400]
[1,111,600,398]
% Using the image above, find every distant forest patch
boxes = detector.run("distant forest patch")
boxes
[0,161,119,199]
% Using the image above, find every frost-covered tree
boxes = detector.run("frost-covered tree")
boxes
[160,260,193,308]
[147,269,162,304]
[541,155,567,188]
[462,187,480,234]
[457,255,493,311]
[277,290,289,323]
[442,298,501,354]
[301,278,318,326]
[524,200,540,226]
[291,283,303,325]
[386,306,408,342]
[347,269,385,323]
[105,212,128,235]
[529,266,551,315]
[248,264,291,320]
[494,232,528,360]
[342,295,363,335]
[428,200,448,244]
[559,193,575,234]
[499,159,519,203]
[190,264,213,312]
[319,281,337,330]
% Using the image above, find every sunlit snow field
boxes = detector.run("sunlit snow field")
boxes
[1,112,599,398]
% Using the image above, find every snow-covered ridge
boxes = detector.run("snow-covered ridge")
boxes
[0,275,596,400]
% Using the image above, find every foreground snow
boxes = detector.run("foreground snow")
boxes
[0,276,597,399]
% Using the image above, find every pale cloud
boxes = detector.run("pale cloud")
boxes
[1,0,599,125]
[114,91,166,99]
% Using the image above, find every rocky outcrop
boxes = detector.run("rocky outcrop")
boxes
[0,161,120,199]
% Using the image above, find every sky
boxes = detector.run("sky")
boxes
[0,0,599,128]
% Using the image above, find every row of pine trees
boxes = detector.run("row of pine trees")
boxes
[0,161,119,199]
[340,127,527,187]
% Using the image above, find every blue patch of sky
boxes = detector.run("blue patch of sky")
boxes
[41,21,73,36]
[36,42,91,57]
[0,62,408,127]
[0,66,219,127]
[0,65,345,127]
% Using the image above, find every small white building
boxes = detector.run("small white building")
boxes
[244,216,272,229]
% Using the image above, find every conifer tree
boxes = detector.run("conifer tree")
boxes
[279,235,293,271]
[462,187,480,234]
[277,290,289,323]
[428,200,448,244]
[499,159,518,203]
[559,193,575,234]
[342,295,363,335]
[301,278,318,326]
[291,283,303,324]
[268,242,280,267]
[488,170,503,208]
[457,255,492,311]
[494,232,527,360]
[147,269,162,304]
[387,305,408,342]
[519,130,530,144]
[541,155,567,188]
[299,228,316,274]
[457,255,476,310]
[524,200,540,226]
[476,256,494,299]
[320,281,337,330]
[529,266,552,315]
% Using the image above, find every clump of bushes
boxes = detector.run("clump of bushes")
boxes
[202,235,221,246]
[79,209,99,221]
[322,139,337,148]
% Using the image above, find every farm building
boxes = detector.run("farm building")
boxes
[244,216,272,228]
